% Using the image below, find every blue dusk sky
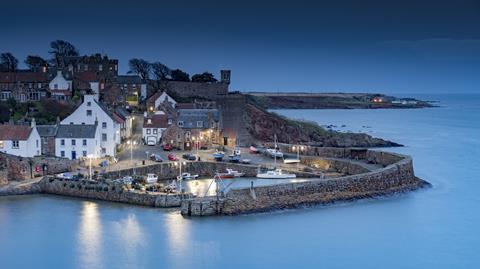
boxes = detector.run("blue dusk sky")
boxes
[2,0,479,93]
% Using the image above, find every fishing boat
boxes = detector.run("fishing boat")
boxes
[228,154,240,163]
[177,172,199,180]
[164,180,177,193]
[212,151,225,161]
[266,148,284,158]
[256,168,296,179]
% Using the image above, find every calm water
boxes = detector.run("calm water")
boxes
[1,94,479,269]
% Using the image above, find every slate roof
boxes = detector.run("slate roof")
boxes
[177,109,220,129]
[115,107,130,120]
[36,125,58,137]
[143,114,168,128]
[56,124,97,139]
[0,125,33,140]
[93,99,123,123]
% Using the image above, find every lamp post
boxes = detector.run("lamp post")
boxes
[127,140,137,175]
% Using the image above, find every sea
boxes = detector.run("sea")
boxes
[0,94,479,269]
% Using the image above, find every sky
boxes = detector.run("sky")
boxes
[2,0,480,94]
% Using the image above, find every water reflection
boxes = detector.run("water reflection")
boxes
[77,201,103,269]
[113,213,145,269]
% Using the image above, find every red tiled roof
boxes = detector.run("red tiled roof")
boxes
[143,114,168,128]
[0,125,33,140]
[112,112,125,124]
[0,72,48,83]
[147,91,163,104]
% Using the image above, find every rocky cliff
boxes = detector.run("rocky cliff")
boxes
[242,99,401,147]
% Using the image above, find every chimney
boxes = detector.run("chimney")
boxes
[31,118,36,128]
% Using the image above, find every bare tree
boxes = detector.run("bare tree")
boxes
[0,52,18,72]
[151,62,171,81]
[49,40,79,67]
[128,58,151,80]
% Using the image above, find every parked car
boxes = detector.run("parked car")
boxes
[163,143,173,151]
[146,173,158,184]
[146,139,156,146]
[167,153,178,161]
[182,153,197,161]
[149,154,163,162]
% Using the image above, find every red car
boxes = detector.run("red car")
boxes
[167,153,178,161]
[163,144,173,151]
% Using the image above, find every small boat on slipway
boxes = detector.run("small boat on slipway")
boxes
[177,172,199,180]
[212,151,225,161]
[256,169,296,179]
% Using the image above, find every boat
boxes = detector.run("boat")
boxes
[256,169,296,179]
[228,154,240,163]
[217,168,245,179]
[233,147,241,156]
[212,151,225,161]
[283,158,300,164]
[177,172,199,180]
[146,173,158,184]
[164,180,177,193]
[256,134,296,179]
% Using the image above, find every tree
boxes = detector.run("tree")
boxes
[0,52,18,71]
[128,58,151,80]
[171,69,190,81]
[25,55,47,71]
[49,40,79,67]
[191,72,217,83]
[151,62,171,81]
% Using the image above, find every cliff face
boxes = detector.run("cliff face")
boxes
[243,101,401,147]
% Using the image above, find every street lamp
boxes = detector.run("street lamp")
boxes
[127,140,138,174]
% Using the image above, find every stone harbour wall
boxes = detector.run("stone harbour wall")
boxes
[0,152,77,186]
[39,177,186,207]
[181,149,430,216]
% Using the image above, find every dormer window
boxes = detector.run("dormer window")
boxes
[87,101,91,106]
[147,119,152,124]
[178,121,184,127]
[168,119,172,125]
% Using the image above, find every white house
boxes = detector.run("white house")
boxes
[55,123,101,160]
[0,120,41,157]
[115,107,133,140]
[143,114,168,145]
[61,95,121,157]
[147,91,177,112]
[49,71,72,101]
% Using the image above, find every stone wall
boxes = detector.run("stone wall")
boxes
[0,153,77,185]
[181,149,430,216]
[39,177,185,207]
[163,81,228,99]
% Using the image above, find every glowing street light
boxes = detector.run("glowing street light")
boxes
[87,154,94,180]
[127,140,138,174]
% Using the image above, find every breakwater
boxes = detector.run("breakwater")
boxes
[181,148,430,216]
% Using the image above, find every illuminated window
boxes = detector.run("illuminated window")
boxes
[0,141,4,148]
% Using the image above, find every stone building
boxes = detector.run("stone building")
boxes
[59,54,119,77]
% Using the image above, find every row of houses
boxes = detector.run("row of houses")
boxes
[0,54,147,106]
[142,91,223,150]
[0,95,133,159]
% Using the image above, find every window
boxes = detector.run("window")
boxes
[102,133,107,141]
[84,65,88,71]
[99,64,103,71]
[146,129,151,134]
[82,151,87,157]
[83,139,87,146]
[178,121,184,127]
[61,139,65,146]
[36,140,39,148]
[102,122,107,129]
[101,148,106,154]
[54,84,58,89]
[61,151,65,157]
[86,110,92,116]
[0,141,4,148]
[197,121,203,128]
[38,83,42,89]
[153,129,158,134]
[87,101,91,106]
[168,119,172,125]
[71,139,76,146]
